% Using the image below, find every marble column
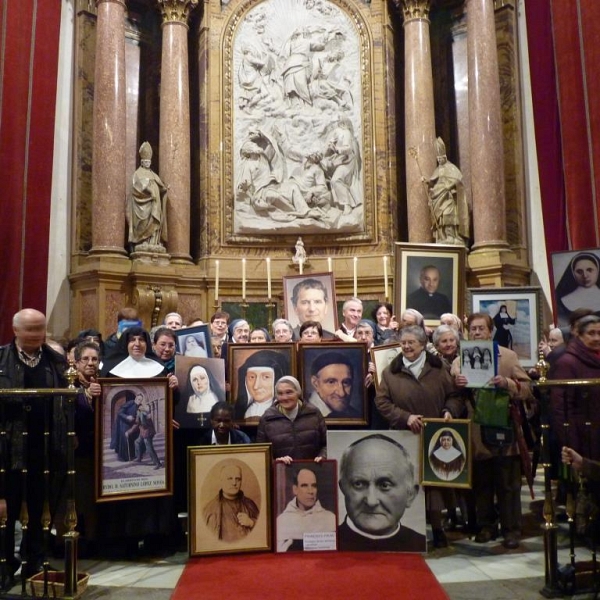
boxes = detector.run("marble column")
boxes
[467,0,508,250]
[402,0,436,243]
[90,0,127,256]
[157,0,198,263]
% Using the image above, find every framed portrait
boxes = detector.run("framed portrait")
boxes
[370,343,402,389]
[468,286,543,368]
[174,356,226,429]
[394,243,466,327]
[283,272,338,339]
[96,378,173,502]
[273,460,338,553]
[188,444,272,556]
[327,430,426,553]
[228,343,296,424]
[421,419,472,489]
[551,249,600,328]
[459,340,497,387]
[175,324,213,359]
[298,342,367,425]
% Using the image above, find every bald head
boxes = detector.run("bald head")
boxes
[13,309,47,353]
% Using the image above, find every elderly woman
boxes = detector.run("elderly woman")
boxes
[250,327,271,343]
[256,376,327,464]
[272,318,294,343]
[299,320,323,342]
[452,312,533,549]
[152,327,177,373]
[551,315,600,460]
[440,313,464,337]
[375,325,464,548]
[432,324,460,369]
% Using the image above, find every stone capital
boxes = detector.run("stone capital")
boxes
[401,0,430,22]
[157,0,198,25]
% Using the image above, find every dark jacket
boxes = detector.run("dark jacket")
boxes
[375,351,464,430]
[256,402,327,460]
[0,341,67,470]
[550,337,600,459]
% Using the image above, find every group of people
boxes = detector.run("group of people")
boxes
[7,280,600,588]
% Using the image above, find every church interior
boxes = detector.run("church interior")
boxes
[2,0,600,598]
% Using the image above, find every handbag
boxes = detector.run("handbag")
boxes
[473,388,510,427]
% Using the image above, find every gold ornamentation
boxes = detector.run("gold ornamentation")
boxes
[157,0,199,25]
[401,0,430,22]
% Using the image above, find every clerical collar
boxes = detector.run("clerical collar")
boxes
[346,516,401,540]
[17,344,43,368]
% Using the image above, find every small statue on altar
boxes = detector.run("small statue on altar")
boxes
[127,142,168,252]
[422,138,469,247]
[292,237,307,265]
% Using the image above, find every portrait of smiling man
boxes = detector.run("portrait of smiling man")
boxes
[336,434,426,552]
[406,264,452,320]
[286,276,336,339]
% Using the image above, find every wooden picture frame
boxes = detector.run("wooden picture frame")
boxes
[188,444,272,556]
[327,430,426,552]
[551,248,600,328]
[467,286,543,368]
[228,343,296,423]
[175,324,213,358]
[370,343,402,389]
[394,243,466,327]
[96,377,173,502]
[420,419,472,489]
[174,356,226,428]
[283,272,338,339]
[273,460,338,553]
[298,342,368,425]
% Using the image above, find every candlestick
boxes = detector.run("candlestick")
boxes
[266,257,272,299]
[327,257,332,273]
[215,259,220,302]
[242,258,246,300]
[383,256,388,301]
[353,257,358,297]
[299,258,304,275]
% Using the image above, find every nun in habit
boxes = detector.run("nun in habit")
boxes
[429,429,466,481]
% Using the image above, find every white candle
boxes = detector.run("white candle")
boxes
[242,258,246,300]
[327,257,332,273]
[266,257,272,299]
[215,259,220,302]
[353,257,358,297]
[383,256,388,301]
[299,258,304,275]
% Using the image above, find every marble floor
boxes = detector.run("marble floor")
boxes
[4,473,599,600]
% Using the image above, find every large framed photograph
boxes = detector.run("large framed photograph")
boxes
[175,324,213,358]
[174,356,226,428]
[229,343,296,423]
[551,249,600,327]
[188,444,272,556]
[421,419,471,489]
[327,430,426,552]
[468,286,543,368]
[298,342,367,425]
[370,343,402,389]
[273,460,338,553]
[96,378,173,502]
[283,272,337,339]
[394,243,466,326]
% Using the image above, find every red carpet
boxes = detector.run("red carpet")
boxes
[171,552,449,600]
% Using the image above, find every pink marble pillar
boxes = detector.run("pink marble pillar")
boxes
[90,0,127,255]
[157,0,198,263]
[403,0,436,243]
[467,0,508,250]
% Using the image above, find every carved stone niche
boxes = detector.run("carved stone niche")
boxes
[198,0,398,252]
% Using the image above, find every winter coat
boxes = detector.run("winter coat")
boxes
[256,402,327,460]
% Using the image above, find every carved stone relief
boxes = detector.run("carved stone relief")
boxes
[227,0,368,236]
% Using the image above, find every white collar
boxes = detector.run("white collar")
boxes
[111,356,164,378]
